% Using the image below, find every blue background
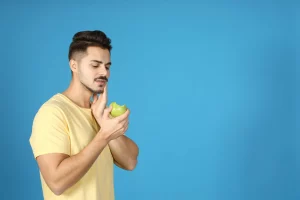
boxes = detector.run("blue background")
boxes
[1,1,298,200]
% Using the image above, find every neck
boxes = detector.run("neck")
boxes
[62,78,93,109]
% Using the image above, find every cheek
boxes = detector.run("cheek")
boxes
[85,67,95,76]
[79,67,94,80]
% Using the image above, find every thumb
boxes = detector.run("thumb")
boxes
[103,105,113,118]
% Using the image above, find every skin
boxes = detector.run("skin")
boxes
[36,46,139,196]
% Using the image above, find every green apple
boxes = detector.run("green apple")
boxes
[109,102,127,117]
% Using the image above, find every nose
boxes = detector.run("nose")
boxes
[98,65,108,77]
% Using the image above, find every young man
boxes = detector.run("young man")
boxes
[29,30,139,200]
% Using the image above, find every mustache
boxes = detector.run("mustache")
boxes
[95,76,108,82]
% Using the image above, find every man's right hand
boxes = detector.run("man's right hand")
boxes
[91,85,130,142]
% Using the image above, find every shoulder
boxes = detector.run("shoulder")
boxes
[33,94,68,123]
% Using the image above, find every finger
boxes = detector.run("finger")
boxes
[103,105,113,119]
[114,118,128,132]
[116,118,128,130]
[103,84,108,100]
[99,84,108,102]
[124,125,128,134]
[99,85,108,108]
[115,127,125,137]
[123,122,129,134]
[92,93,98,104]
[124,121,129,131]
[121,118,129,128]
[116,109,130,122]
[95,85,108,114]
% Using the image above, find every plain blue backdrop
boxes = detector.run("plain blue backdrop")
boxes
[0,1,298,200]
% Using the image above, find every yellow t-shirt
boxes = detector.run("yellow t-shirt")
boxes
[29,93,115,200]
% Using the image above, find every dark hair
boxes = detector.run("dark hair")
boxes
[68,30,112,60]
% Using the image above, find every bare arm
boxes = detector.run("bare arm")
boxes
[36,132,108,196]
[35,86,130,196]
[108,135,139,170]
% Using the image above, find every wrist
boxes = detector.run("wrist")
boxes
[96,129,110,143]
[108,135,125,145]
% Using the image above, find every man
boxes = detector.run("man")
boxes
[29,30,139,200]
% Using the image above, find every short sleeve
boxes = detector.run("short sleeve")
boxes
[29,104,71,159]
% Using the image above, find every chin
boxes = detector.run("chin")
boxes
[94,88,104,94]
[85,86,103,94]
[82,81,105,94]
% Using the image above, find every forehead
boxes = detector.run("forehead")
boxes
[85,46,111,61]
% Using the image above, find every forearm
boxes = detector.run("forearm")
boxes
[52,133,108,194]
[108,135,139,170]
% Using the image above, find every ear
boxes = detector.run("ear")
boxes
[69,59,78,73]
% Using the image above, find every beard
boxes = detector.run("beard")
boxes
[80,81,104,94]
[78,73,108,94]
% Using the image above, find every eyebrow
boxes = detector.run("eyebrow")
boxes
[91,60,112,66]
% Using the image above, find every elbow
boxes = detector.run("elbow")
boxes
[51,185,64,196]
[127,148,139,171]
[53,188,64,196]
[48,181,66,196]
[53,190,63,196]
[127,159,138,171]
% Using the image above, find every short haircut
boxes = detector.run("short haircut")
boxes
[68,30,112,61]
